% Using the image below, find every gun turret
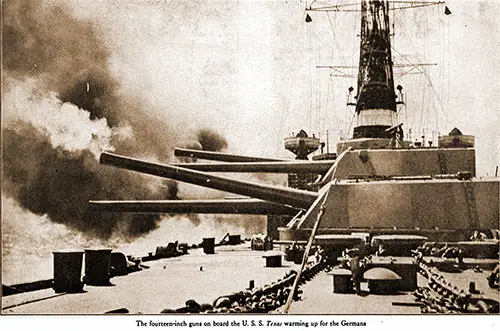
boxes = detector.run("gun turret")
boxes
[100,152,318,209]
[89,199,300,215]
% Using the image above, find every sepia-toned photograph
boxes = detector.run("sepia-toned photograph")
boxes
[1,0,499,318]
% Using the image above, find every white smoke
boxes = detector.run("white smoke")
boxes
[3,79,121,159]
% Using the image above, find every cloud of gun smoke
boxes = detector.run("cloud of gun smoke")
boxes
[1,0,227,239]
[196,129,228,152]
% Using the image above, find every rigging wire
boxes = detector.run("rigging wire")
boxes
[446,2,450,129]
[392,4,449,140]
[316,37,322,137]
[316,2,360,142]
[324,10,343,142]
[307,11,313,133]
[313,1,447,143]
[438,3,444,125]
[340,111,357,151]
[327,0,359,140]
[393,7,424,137]
[427,7,441,136]
[420,72,426,139]
[275,0,285,155]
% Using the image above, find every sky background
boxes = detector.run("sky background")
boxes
[2,0,499,283]
[67,0,500,174]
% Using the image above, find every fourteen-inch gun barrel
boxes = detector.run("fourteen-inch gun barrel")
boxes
[89,199,300,215]
[170,160,334,174]
[174,148,286,163]
[100,152,318,209]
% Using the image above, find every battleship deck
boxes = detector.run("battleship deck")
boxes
[3,243,497,314]
[3,245,293,314]
[289,268,499,314]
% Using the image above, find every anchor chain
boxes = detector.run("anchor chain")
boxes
[415,260,499,314]
[161,260,327,314]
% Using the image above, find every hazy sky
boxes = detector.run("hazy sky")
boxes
[58,0,499,175]
[3,0,500,168]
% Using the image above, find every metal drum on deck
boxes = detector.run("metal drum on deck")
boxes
[228,235,241,245]
[368,257,418,291]
[84,248,112,285]
[329,269,353,293]
[203,238,215,254]
[364,267,401,294]
[53,250,84,293]
[155,246,168,258]
[293,248,305,264]
[262,251,283,267]
[110,252,128,276]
